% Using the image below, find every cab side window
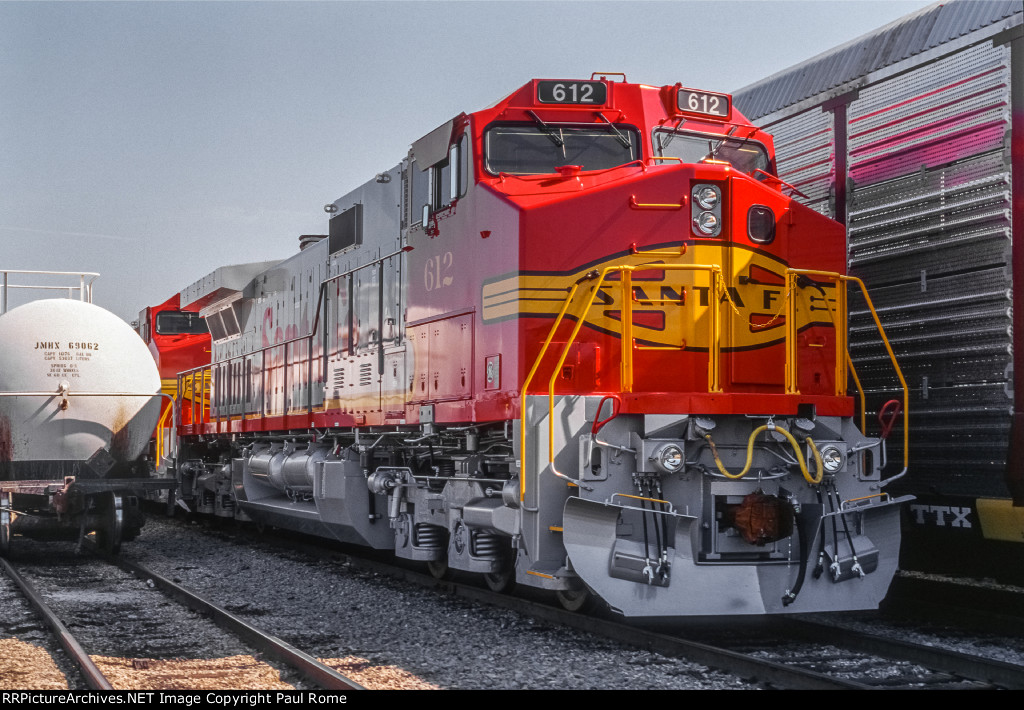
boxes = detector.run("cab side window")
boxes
[422,133,471,227]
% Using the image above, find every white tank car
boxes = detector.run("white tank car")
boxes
[0,299,161,478]
[0,298,163,554]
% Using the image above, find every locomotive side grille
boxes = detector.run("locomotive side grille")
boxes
[359,363,373,386]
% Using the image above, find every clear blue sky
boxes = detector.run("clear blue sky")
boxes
[0,0,935,321]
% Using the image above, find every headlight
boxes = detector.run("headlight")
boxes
[651,443,685,474]
[819,445,844,473]
[695,186,719,209]
[694,212,719,234]
[691,183,723,237]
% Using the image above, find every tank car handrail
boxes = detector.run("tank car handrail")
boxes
[0,269,100,313]
[785,269,909,480]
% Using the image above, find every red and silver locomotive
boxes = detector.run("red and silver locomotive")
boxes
[157,75,910,616]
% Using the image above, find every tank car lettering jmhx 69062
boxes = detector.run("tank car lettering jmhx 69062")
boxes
[149,75,912,616]
[0,270,170,554]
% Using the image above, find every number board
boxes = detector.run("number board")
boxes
[676,88,731,119]
[536,80,607,105]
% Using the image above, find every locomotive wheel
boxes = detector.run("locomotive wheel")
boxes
[555,587,593,613]
[483,560,515,593]
[93,492,124,555]
[426,559,452,581]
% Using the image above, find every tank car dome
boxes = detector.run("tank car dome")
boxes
[0,299,161,480]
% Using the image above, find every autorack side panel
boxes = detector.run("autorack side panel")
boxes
[733,0,1024,575]
[844,40,1014,498]
[735,5,1021,498]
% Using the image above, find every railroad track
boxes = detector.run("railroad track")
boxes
[883,573,1024,638]
[170,516,1024,690]
[0,544,363,691]
[343,557,1024,689]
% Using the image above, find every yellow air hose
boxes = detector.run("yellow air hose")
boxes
[704,425,823,484]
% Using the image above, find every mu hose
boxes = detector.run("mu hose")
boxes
[704,425,824,484]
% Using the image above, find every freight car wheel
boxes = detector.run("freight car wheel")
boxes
[93,492,124,555]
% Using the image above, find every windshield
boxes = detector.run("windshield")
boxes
[653,130,770,174]
[156,311,208,335]
[485,123,641,175]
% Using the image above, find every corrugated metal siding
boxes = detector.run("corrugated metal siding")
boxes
[845,41,1013,496]
[734,0,1021,122]
[767,109,834,217]
[846,42,1010,186]
[733,0,1019,498]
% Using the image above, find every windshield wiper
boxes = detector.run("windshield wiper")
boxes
[595,112,631,149]
[527,110,564,148]
[705,125,739,160]
[658,118,685,151]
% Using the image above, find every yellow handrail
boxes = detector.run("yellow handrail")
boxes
[518,260,723,499]
[784,270,847,395]
[154,403,173,464]
[846,352,867,434]
[519,281,585,500]
[846,274,909,477]
[784,269,908,474]
[517,259,909,499]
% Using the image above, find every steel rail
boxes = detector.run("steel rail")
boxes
[243,525,1016,690]
[101,552,365,691]
[783,617,1024,690]
[0,557,114,690]
[230,526,867,690]
[166,512,1024,690]
[403,568,874,689]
